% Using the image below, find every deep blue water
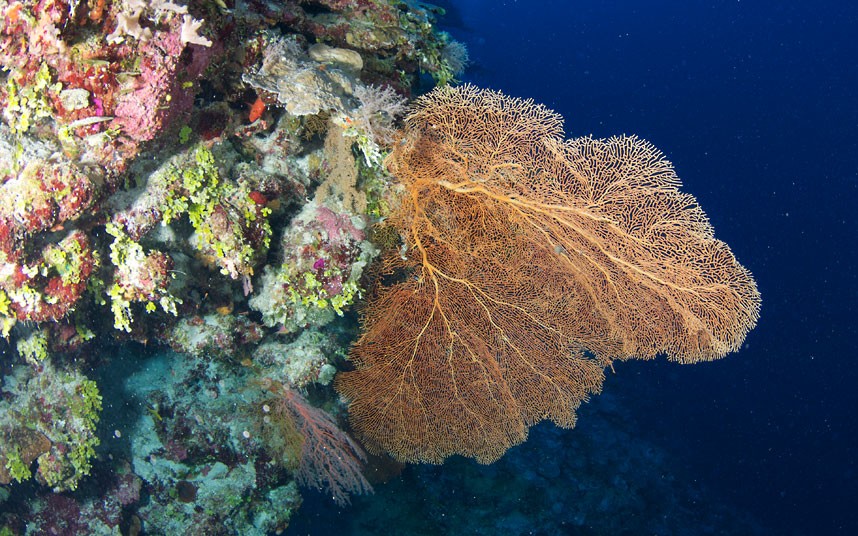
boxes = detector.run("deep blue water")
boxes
[290,1,858,535]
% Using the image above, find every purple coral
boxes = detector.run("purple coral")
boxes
[315,204,365,243]
[111,24,215,144]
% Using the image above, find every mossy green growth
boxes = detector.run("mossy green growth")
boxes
[66,449,93,477]
[330,280,360,314]
[0,290,10,316]
[34,374,102,491]
[0,290,14,338]
[0,362,103,492]
[160,145,272,278]
[358,159,393,220]
[417,32,466,87]
[161,145,223,227]
[106,223,181,332]
[178,125,193,144]
[282,272,361,316]
[3,62,62,135]
[106,223,141,332]
[6,284,40,319]
[185,146,223,229]
[16,330,48,365]
[66,378,102,482]
[42,234,97,286]
[71,378,102,430]
[4,447,32,483]
[75,319,96,342]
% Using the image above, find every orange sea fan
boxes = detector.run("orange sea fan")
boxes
[336,84,760,464]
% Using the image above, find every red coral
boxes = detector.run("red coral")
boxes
[2,160,98,236]
[0,219,20,262]
[278,389,373,506]
[32,494,86,535]
[22,203,57,234]
[248,190,267,206]
[38,276,86,320]
[5,230,96,322]
[52,59,119,126]
[52,165,97,222]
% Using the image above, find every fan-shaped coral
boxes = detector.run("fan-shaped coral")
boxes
[336,85,760,464]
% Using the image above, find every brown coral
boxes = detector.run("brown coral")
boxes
[335,85,760,464]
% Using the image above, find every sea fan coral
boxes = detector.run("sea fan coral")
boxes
[336,84,761,464]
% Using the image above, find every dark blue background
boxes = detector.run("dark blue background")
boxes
[450,1,857,534]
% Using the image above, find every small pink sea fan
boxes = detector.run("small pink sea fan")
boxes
[280,389,373,506]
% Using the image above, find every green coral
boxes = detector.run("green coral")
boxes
[37,374,102,491]
[415,32,467,87]
[16,330,48,365]
[3,62,62,135]
[178,145,223,228]
[280,268,361,317]
[106,224,142,332]
[108,287,134,332]
[160,145,272,278]
[0,290,10,316]
[70,378,102,430]
[330,280,360,313]
[106,223,181,332]
[0,364,102,491]
[4,447,32,483]
[5,284,40,316]
[74,319,96,342]
[178,125,193,144]
[42,233,96,286]
[358,159,393,219]
[65,379,102,481]
[0,290,14,337]
[68,434,100,479]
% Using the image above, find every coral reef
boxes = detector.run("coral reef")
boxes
[121,350,302,535]
[0,0,454,531]
[0,350,101,491]
[250,198,377,333]
[167,312,264,360]
[251,329,341,389]
[106,222,180,332]
[243,37,360,118]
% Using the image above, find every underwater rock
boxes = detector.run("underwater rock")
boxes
[243,37,359,117]
[308,43,364,73]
